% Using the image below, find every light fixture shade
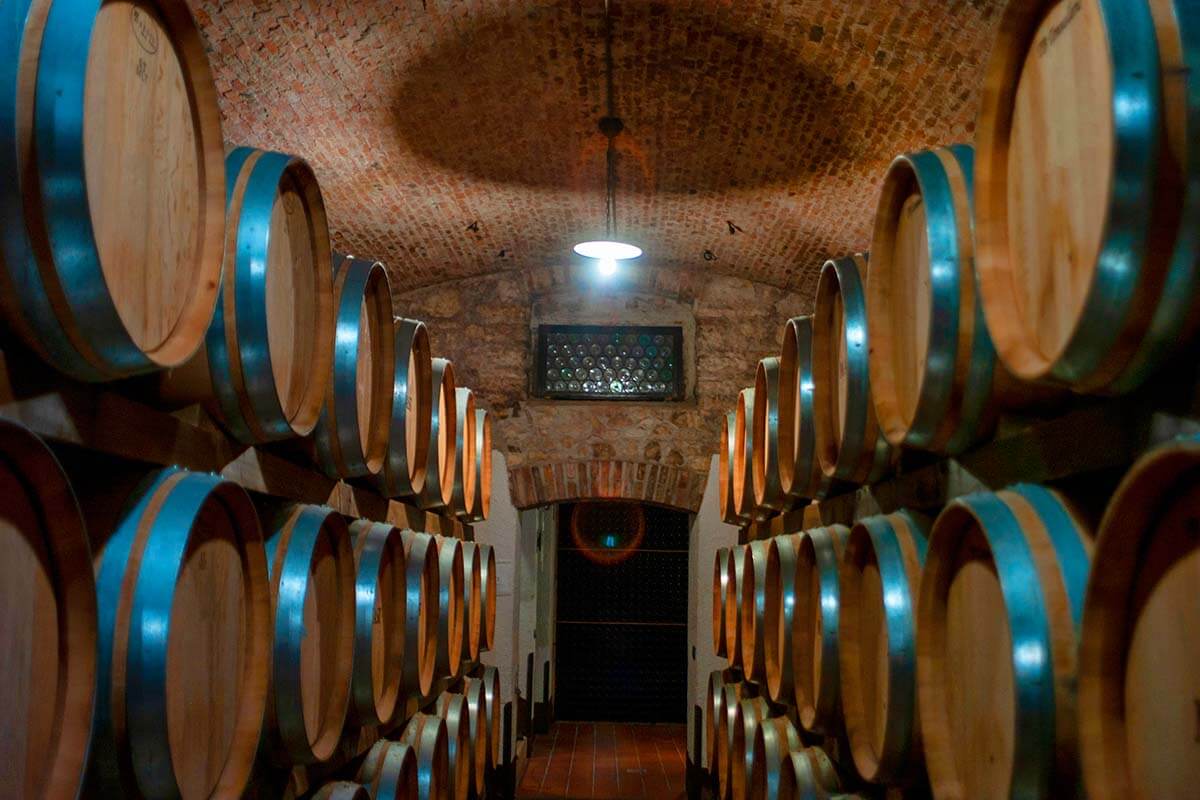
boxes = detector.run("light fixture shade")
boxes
[573,240,643,260]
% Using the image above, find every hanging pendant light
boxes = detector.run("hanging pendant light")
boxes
[573,0,642,275]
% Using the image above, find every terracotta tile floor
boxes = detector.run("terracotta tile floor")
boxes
[518,722,688,799]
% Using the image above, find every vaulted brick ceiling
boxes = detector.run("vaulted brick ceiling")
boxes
[192,0,1001,296]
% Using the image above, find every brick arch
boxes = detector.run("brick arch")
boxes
[507,459,705,513]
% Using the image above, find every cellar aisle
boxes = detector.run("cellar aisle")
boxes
[518,722,688,799]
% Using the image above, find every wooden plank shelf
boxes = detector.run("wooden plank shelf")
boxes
[0,347,472,538]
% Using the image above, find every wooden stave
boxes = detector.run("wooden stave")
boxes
[749,716,801,800]
[763,532,803,705]
[782,747,842,800]
[712,547,730,658]
[714,682,747,800]
[719,411,748,524]
[729,696,770,800]
[704,670,724,774]
[459,541,485,662]
[813,255,893,486]
[313,780,372,800]
[732,388,763,520]
[460,679,490,797]
[432,535,466,680]
[752,356,790,512]
[205,147,334,444]
[794,524,850,735]
[477,543,498,652]
[434,693,473,800]
[917,484,1092,799]
[263,505,355,765]
[0,0,225,381]
[973,0,1194,393]
[417,359,458,511]
[479,666,502,769]
[449,388,477,518]
[358,739,418,800]
[399,531,440,699]
[399,713,450,800]
[347,521,406,727]
[868,145,1003,454]
[779,316,836,503]
[838,511,929,784]
[466,408,492,522]
[377,319,433,499]
[0,419,97,799]
[91,468,269,798]
[739,539,773,683]
[723,545,749,670]
[315,254,395,479]
[1078,435,1200,799]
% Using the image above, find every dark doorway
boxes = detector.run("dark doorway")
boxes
[554,501,689,723]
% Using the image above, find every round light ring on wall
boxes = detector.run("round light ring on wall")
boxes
[573,240,644,261]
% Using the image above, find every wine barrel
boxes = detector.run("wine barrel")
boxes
[433,535,465,679]
[263,505,355,764]
[719,411,748,525]
[794,525,850,735]
[460,542,485,662]
[813,255,893,486]
[449,388,477,519]
[434,693,474,800]
[399,713,451,800]
[0,420,96,798]
[314,781,371,800]
[400,531,440,698]
[730,697,770,800]
[918,484,1092,798]
[752,356,790,512]
[418,359,458,511]
[740,539,772,682]
[704,671,725,773]
[763,533,803,705]
[359,740,418,800]
[778,317,832,502]
[1079,435,1200,799]
[347,521,406,726]
[712,547,731,659]
[781,747,842,800]
[461,679,490,796]
[839,511,929,784]
[91,469,269,798]
[190,147,334,443]
[479,665,502,768]
[714,682,748,800]
[314,254,395,479]
[478,543,498,652]
[467,408,493,522]
[377,319,433,499]
[723,545,749,670]
[975,0,1200,394]
[868,145,1003,454]
[0,0,225,380]
[749,716,801,800]
[732,388,762,520]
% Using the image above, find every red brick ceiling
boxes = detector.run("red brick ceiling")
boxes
[191,0,1002,296]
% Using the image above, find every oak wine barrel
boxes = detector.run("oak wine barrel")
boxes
[467,408,493,522]
[478,543,498,652]
[377,319,433,499]
[400,531,440,698]
[838,511,928,784]
[778,316,832,502]
[729,696,770,800]
[460,542,485,662]
[91,469,269,798]
[813,255,892,486]
[715,681,747,800]
[460,679,490,796]
[723,545,749,670]
[794,525,850,735]
[399,713,451,800]
[917,484,1092,798]
[358,739,418,800]
[732,387,762,520]
[868,145,1003,454]
[1079,435,1200,799]
[974,0,1200,393]
[314,254,395,479]
[752,356,790,512]
[739,539,772,683]
[449,388,477,519]
[418,359,458,511]
[347,521,406,726]
[190,147,334,443]
[749,716,801,800]
[712,547,731,659]
[263,505,355,765]
[719,411,748,524]
[433,535,465,679]
[434,693,473,800]
[782,747,842,800]
[763,532,803,705]
[0,420,96,799]
[0,0,225,380]
[479,665,502,768]
[704,671,724,773]
[314,781,371,800]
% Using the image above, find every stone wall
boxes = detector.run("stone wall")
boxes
[394,263,811,510]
